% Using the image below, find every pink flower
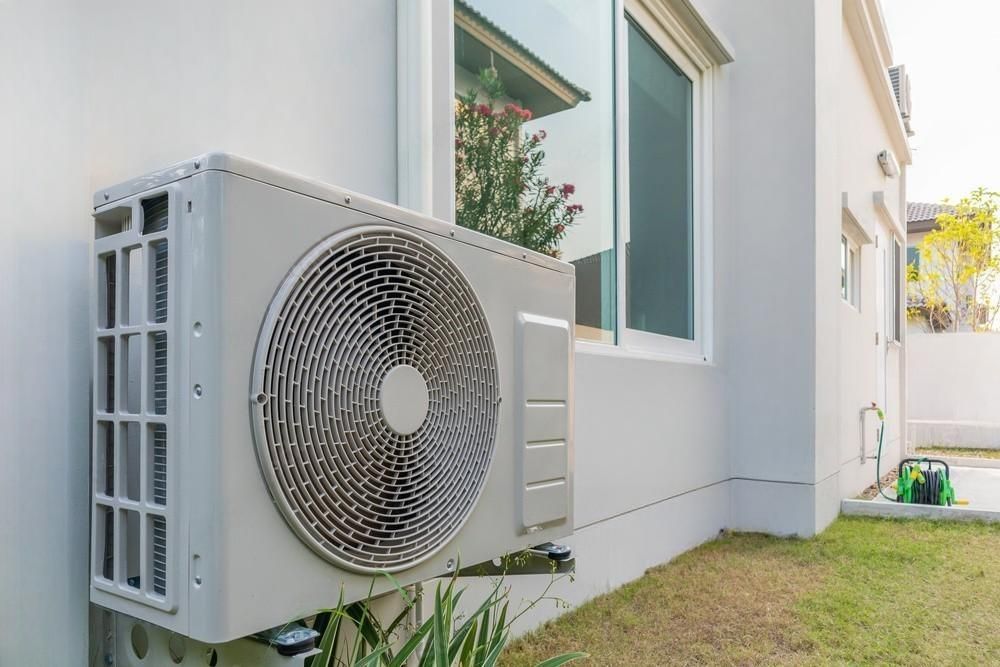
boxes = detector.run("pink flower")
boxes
[545,185,556,195]
[554,224,565,234]
[520,108,533,121]
[531,133,540,142]
[538,129,547,140]
[477,104,492,117]
[567,204,584,214]
[561,183,575,196]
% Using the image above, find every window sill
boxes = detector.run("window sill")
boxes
[575,339,712,366]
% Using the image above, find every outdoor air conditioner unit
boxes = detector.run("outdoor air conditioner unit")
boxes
[90,154,575,643]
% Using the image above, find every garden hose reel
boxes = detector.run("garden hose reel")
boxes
[894,458,956,507]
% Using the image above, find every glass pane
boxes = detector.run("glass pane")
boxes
[625,20,693,340]
[454,0,616,342]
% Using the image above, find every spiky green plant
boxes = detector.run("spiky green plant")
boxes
[305,570,585,667]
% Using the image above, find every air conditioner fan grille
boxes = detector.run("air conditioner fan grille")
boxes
[252,228,499,571]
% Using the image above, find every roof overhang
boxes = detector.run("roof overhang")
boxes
[907,219,937,234]
[454,1,590,118]
[843,0,912,165]
[842,192,874,245]
[873,190,905,239]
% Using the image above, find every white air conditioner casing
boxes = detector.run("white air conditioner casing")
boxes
[90,154,575,643]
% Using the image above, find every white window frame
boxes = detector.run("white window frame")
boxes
[615,0,715,362]
[891,236,902,342]
[841,234,860,309]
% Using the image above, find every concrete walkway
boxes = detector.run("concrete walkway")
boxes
[842,463,1000,522]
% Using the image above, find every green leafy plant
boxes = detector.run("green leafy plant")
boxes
[306,569,585,667]
[455,69,582,258]
[308,574,587,667]
[907,187,1000,332]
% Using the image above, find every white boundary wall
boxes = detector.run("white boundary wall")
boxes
[908,333,1000,448]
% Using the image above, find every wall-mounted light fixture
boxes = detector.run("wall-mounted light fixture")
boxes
[878,149,899,178]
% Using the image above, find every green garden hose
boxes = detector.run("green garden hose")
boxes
[873,409,896,502]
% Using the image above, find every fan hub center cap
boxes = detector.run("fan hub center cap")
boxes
[379,364,430,435]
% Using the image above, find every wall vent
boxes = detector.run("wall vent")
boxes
[92,190,173,610]
[142,195,169,235]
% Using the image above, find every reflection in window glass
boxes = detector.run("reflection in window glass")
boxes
[625,20,694,340]
[454,0,616,342]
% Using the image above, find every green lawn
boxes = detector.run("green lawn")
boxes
[916,445,1000,460]
[504,517,1000,665]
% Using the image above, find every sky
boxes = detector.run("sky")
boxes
[881,0,1000,204]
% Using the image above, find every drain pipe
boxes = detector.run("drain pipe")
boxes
[405,581,424,667]
[859,402,883,462]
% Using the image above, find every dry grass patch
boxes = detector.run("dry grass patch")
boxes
[504,533,824,666]
[503,517,1000,666]
[916,446,1000,460]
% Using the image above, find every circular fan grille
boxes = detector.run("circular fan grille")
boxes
[251,227,500,572]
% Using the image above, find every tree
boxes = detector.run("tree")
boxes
[454,69,582,257]
[907,187,1000,332]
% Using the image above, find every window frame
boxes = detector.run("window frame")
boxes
[891,237,902,342]
[841,233,861,309]
[614,0,715,362]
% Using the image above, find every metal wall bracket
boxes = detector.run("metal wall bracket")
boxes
[456,543,575,577]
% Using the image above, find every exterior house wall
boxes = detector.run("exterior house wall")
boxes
[706,0,824,536]
[0,0,908,662]
[908,333,1000,448]
[1,3,397,664]
[831,7,906,502]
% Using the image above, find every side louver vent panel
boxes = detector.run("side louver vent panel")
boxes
[252,228,500,572]
[92,191,173,612]
[142,195,169,234]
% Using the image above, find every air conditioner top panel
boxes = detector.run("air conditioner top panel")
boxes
[92,152,573,276]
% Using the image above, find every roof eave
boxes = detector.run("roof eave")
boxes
[844,0,912,165]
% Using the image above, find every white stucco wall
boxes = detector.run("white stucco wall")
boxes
[1,2,397,664]
[828,7,907,503]
[908,333,1000,448]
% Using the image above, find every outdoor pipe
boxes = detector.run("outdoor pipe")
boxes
[860,401,884,463]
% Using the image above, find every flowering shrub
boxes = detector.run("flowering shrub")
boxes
[455,69,582,257]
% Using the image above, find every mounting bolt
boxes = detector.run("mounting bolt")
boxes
[194,575,202,586]
[193,384,203,398]
[103,192,110,201]
[194,160,201,169]
[446,558,455,571]
[449,230,455,237]
[344,195,352,204]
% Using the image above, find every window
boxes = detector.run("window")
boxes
[891,239,902,341]
[453,0,616,343]
[625,19,694,341]
[841,234,860,307]
[451,0,715,358]
[906,245,919,273]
